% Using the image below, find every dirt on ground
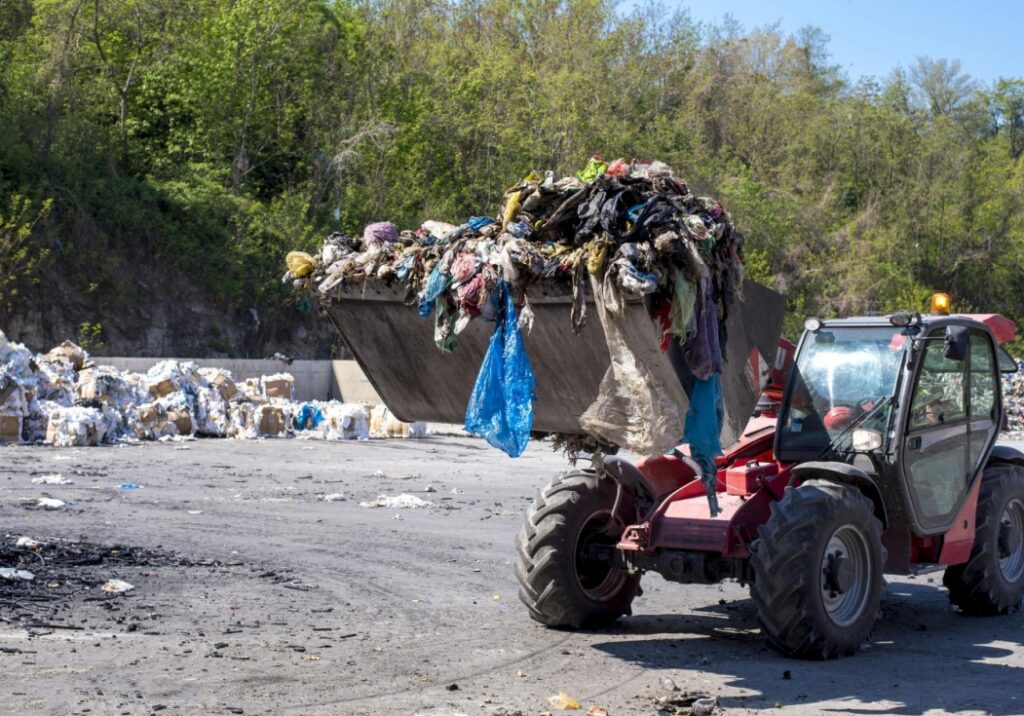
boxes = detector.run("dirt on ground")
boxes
[2,437,1023,716]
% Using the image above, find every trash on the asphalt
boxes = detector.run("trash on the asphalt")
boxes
[359,494,434,509]
[654,691,717,716]
[15,536,42,548]
[0,330,428,446]
[0,567,35,581]
[586,707,608,716]
[321,493,346,502]
[119,483,142,490]
[690,697,720,716]
[31,473,71,485]
[36,497,66,509]
[101,579,135,594]
[547,692,582,710]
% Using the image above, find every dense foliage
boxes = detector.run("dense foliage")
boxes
[1,0,1022,351]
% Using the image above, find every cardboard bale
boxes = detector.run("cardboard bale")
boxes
[45,408,103,446]
[0,414,21,443]
[368,404,426,439]
[44,340,87,371]
[75,369,100,400]
[137,403,163,426]
[167,409,192,436]
[211,373,237,400]
[240,378,263,401]
[259,406,285,436]
[263,376,294,401]
[149,377,176,399]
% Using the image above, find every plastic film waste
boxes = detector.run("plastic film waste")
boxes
[464,283,535,457]
[579,273,682,456]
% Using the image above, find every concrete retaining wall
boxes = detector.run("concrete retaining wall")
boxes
[99,357,381,404]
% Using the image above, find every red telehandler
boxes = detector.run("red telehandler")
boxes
[515,295,1024,658]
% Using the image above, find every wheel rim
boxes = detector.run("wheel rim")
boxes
[998,498,1024,583]
[573,509,627,602]
[820,524,873,627]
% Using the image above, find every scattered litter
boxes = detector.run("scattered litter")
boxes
[36,497,66,509]
[548,692,582,711]
[359,494,434,509]
[15,536,41,548]
[187,510,203,515]
[660,677,679,692]
[586,707,608,716]
[654,692,717,716]
[118,483,142,490]
[101,579,135,594]
[0,568,35,581]
[321,493,346,502]
[691,697,719,716]
[31,473,71,485]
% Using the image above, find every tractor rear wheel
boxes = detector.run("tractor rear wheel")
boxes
[751,479,884,659]
[515,470,639,628]
[943,463,1024,615]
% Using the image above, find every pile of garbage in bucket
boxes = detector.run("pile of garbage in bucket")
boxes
[288,157,745,475]
[0,331,424,446]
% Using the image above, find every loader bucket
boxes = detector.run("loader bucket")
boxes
[324,279,785,448]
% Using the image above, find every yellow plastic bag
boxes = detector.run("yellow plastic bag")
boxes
[548,692,582,710]
[586,237,610,275]
[286,251,317,277]
[501,171,541,230]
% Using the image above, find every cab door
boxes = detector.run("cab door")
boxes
[901,327,1000,533]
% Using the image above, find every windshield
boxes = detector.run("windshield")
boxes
[778,325,908,458]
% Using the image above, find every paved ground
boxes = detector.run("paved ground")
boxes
[2,437,1024,716]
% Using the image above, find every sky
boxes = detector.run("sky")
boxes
[625,1,1023,85]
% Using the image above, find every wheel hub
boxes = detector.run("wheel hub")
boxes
[998,499,1024,583]
[820,525,873,627]
[823,552,852,595]
[574,509,628,602]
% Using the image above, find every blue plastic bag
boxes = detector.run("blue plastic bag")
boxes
[294,403,325,431]
[417,266,449,319]
[464,283,535,457]
[683,374,724,516]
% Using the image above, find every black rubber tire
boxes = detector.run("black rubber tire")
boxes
[515,470,639,628]
[943,463,1024,615]
[750,479,884,659]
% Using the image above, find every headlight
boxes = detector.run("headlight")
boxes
[852,429,883,452]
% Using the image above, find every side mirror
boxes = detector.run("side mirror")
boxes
[943,326,970,362]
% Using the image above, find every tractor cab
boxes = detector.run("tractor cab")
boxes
[777,310,1019,537]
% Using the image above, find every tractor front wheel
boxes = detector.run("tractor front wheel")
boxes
[943,463,1024,614]
[516,470,639,628]
[751,479,884,659]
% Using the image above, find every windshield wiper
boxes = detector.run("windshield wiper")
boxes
[815,396,893,460]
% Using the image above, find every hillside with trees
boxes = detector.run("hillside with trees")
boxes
[1,0,1022,355]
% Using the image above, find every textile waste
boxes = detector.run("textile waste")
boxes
[289,156,747,511]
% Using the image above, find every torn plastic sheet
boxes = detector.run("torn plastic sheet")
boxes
[579,273,682,456]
